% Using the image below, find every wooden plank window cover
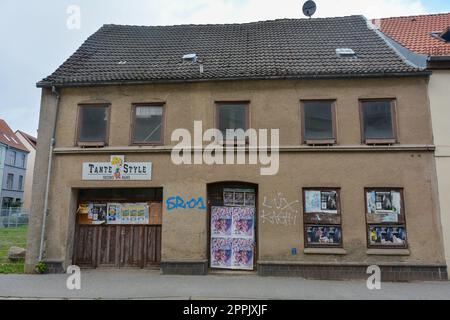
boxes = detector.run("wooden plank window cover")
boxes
[148,202,163,225]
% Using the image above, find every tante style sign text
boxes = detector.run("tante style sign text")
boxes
[82,155,152,181]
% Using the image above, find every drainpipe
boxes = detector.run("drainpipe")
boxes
[38,86,60,262]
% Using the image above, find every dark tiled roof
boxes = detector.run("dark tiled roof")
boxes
[374,13,450,56]
[38,15,424,87]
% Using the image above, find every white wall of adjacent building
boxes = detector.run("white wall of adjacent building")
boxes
[429,70,450,278]
[15,132,36,211]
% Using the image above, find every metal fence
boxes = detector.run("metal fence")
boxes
[0,207,29,229]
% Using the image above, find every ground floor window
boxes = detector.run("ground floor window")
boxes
[303,188,342,247]
[365,188,407,248]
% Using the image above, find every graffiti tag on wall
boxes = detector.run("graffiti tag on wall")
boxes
[166,196,207,212]
[261,193,300,226]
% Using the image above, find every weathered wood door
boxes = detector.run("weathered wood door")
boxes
[74,225,162,268]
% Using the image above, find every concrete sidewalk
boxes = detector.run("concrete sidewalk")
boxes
[1,270,449,300]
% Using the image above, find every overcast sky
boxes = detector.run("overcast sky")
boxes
[1,0,449,136]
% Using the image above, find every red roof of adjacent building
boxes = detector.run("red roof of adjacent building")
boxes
[373,13,450,56]
[15,130,37,149]
[0,119,29,152]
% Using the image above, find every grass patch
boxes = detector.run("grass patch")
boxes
[0,225,28,274]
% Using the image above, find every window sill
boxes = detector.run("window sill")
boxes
[305,139,336,146]
[304,248,347,255]
[366,249,410,256]
[77,142,107,148]
[365,139,397,145]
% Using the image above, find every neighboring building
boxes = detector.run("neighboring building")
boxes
[26,16,447,280]
[374,13,450,278]
[0,119,29,208]
[15,131,37,211]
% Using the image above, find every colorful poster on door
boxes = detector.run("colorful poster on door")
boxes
[107,203,122,224]
[211,238,232,268]
[232,238,254,270]
[211,207,233,237]
[232,207,254,238]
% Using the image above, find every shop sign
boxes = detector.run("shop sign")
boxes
[82,155,152,181]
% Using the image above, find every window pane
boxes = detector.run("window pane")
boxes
[133,106,163,143]
[304,102,334,140]
[7,174,14,189]
[79,106,108,142]
[18,176,23,190]
[218,104,247,140]
[362,101,394,139]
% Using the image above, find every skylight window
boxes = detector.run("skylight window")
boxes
[3,133,11,141]
[336,48,357,58]
[440,28,450,42]
[430,28,450,43]
[10,136,18,144]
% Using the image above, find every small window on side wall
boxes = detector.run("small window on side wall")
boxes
[303,188,342,248]
[365,188,407,249]
[77,104,110,147]
[301,100,336,145]
[131,104,164,145]
[360,99,397,144]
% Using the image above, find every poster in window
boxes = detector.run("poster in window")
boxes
[232,238,254,270]
[232,207,254,238]
[211,207,233,237]
[107,203,122,224]
[305,190,338,214]
[306,226,342,246]
[91,204,107,225]
[369,225,406,247]
[211,238,232,268]
[121,206,130,224]
[234,192,245,206]
[367,191,401,215]
[223,191,235,206]
[244,192,256,207]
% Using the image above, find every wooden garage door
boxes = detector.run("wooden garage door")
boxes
[73,225,162,269]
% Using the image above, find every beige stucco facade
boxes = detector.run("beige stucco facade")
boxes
[25,77,447,279]
[428,70,450,278]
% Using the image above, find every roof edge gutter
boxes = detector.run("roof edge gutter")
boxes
[36,71,431,89]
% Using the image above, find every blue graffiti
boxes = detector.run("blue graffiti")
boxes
[166,196,207,212]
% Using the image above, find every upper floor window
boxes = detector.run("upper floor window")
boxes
[77,104,110,147]
[18,153,26,168]
[301,100,336,145]
[216,102,249,142]
[360,99,397,144]
[8,151,16,166]
[131,104,164,145]
[18,175,24,191]
[6,174,14,190]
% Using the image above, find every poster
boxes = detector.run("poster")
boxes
[232,207,255,238]
[305,190,338,214]
[107,203,122,224]
[367,191,401,215]
[368,225,407,247]
[306,226,342,246]
[211,207,233,237]
[223,189,256,207]
[91,204,107,224]
[232,238,254,270]
[211,206,255,270]
[211,238,232,268]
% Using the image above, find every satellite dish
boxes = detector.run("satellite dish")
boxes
[302,0,317,18]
